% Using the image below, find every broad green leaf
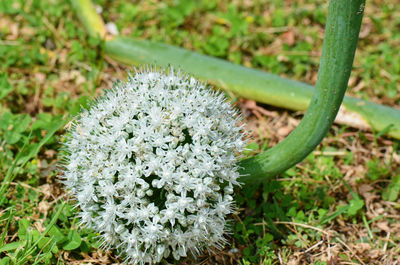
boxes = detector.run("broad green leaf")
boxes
[37,237,58,254]
[31,114,63,131]
[62,230,81,250]
[347,198,364,216]
[0,73,13,99]
[79,240,91,253]
[31,230,40,242]
[0,112,13,130]
[13,114,32,133]
[382,175,400,202]
[3,131,22,145]
[0,241,25,253]
[51,244,58,254]
[0,257,10,265]
[37,237,51,249]
[44,252,53,263]
[48,226,66,243]
[342,180,365,216]
[17,219,30,240]
[2,114,31,144]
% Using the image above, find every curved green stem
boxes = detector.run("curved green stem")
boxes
[239,0,366,182]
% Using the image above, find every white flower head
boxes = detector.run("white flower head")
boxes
[61,67,245,264]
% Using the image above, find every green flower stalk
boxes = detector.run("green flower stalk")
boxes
[240,0,366,181]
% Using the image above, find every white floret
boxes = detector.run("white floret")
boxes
[61,67,245,264]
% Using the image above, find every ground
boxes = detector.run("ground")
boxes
[0,0,399,264]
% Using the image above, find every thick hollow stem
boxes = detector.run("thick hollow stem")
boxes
[239,0,366,182]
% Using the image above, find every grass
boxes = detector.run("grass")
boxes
[0,0,399,264]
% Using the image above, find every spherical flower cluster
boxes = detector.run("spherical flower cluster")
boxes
[61,68,245,264]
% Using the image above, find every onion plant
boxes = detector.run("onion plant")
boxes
[65,0,368,264]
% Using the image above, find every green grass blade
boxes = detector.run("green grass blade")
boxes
[319,205,350,225]
[0,119,65,205]
[362,212,373,239]
[0,133,31,205]
[0,207,14,249]
[16,202,65,265]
